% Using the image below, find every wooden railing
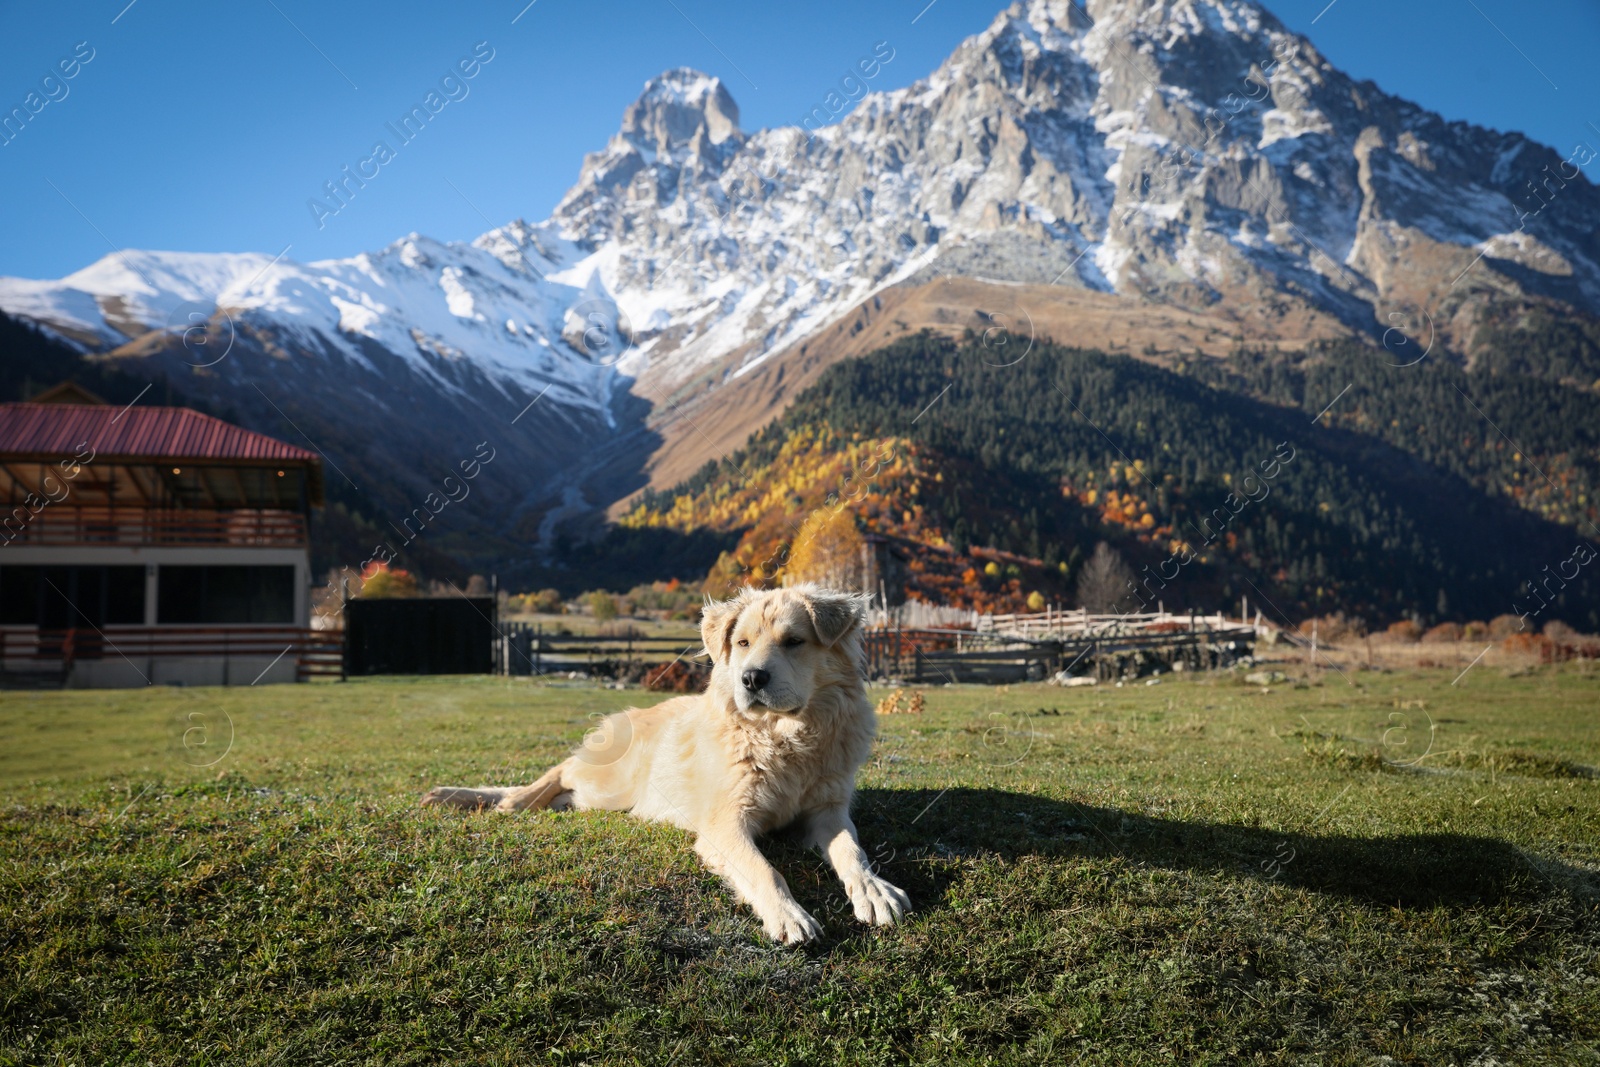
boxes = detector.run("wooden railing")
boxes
[0,625,344,682]
[0,507,308,547]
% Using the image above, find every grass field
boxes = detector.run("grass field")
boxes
[1,663,1597,1065]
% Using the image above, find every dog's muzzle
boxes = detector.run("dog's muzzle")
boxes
[737,667,799,713]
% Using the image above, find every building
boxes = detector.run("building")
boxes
[0,389,326,687]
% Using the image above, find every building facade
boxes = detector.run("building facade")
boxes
[0,392,324,687]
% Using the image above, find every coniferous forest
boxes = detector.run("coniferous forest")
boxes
[626,332,1600,630]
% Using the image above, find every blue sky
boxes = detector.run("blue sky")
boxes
[1,0,1595,280]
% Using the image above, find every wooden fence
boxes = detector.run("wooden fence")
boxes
[491,612,1258,685]
[0,625,345,684]
[978,607,1245,639]
[865,618,1256,684]
[495,623,705,677]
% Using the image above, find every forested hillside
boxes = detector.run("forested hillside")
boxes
[624,332,1600,629]
[0,312,195,410]
[1186,340,1600,533]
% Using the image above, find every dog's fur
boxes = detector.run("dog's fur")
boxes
[421,584,910,943]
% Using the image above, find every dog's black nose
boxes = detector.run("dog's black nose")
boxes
[742,668,770,691]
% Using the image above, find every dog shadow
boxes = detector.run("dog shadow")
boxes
[764,786,1595,934]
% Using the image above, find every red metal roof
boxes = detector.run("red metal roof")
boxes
[0,403,320,464]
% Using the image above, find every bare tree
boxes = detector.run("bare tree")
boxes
[1075,541,1135,613]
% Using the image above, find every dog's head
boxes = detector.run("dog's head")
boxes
[700,584,871,714]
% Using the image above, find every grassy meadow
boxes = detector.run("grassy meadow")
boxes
[1,662,1597,1065]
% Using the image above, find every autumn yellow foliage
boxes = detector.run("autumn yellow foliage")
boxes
[783,507,867,589]
[621,428,914,594]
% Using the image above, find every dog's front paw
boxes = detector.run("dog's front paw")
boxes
[846,874,911,926]
[762,898,824,945]
[420,786,496,810]
[420,786,474,808]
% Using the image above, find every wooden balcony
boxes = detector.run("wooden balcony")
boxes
[1,507,308,547]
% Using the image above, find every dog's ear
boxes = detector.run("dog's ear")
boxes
[700,592,747,665]
[801,589,871,647]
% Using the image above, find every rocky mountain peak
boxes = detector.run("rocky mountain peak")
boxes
[620,68,741,156]
[553,68,743,240]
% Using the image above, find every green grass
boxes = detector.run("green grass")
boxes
[2,664,1598,1065]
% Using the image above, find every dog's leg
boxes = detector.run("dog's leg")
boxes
[493,763,571,812]
[420,762,571,813]
[418,786,509,810]
[695,820,822,945]
[807,806,910,926]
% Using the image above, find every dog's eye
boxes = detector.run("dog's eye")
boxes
[783,637,804,648]
[736,639,749,648]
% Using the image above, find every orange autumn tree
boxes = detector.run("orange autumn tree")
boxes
[783,507,867,591]
[358,561,418,598]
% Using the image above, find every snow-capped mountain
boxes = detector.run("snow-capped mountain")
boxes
[0,225,629,420]
[4,0,1597,566]
[548,0,1600,389]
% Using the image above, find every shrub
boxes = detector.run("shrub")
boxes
[358,562,417,599]
[623,579,702,619]
[643,660,709,693]
[507,588,564,614]
[1488,614,1529,638]
[1334,613,1369,639]
[1544,619,1578,641]
[1300,613,1367,641]
[1385,619,1421,642]
[1501,631,1547,657]
[1422,622,1463,643]
[585,591,619,621]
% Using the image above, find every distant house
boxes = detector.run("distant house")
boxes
[0,388,325,687]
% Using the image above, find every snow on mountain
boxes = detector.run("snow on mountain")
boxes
[0,226,635,418]
[531,0,1599,391]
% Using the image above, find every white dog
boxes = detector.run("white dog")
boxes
[422,584,910,944]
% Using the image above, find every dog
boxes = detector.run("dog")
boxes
[421,584,910,944]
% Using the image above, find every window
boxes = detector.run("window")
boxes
[157,565,295,624]
[0,566,146,626]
